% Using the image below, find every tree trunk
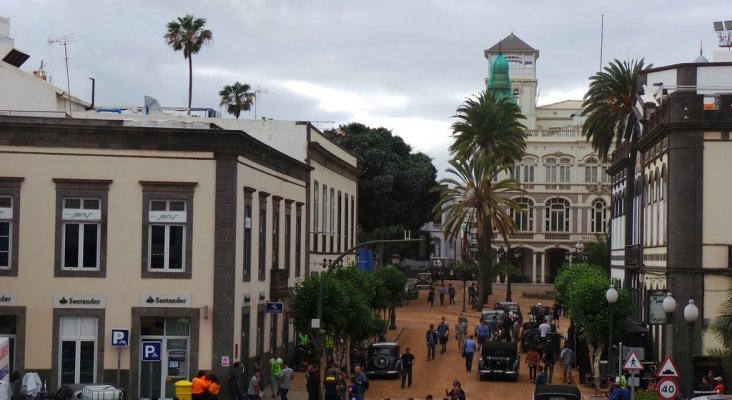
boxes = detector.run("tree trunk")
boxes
[477,221,494,308]
[587,340,605,391]
[187,56,193,116]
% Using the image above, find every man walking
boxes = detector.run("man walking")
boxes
[455,316,467,352]
[277,362,294,400]
[227,362,243,400]
[437,316,450,354]
[268,350,283,398]
[560,343,575,384]
[476,320,489,350]
[426,324,438,360]
[462,335,476,372]
[543,342,556,383]
[438,284,447,306]
[447,283,456,304]
[400,347,415,389]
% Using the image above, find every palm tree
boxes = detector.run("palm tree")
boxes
[164,14,213,116]
[581,59,650,160]
[450,90,527,164]
[219,82,254,119]
[432,154,523,307]
[709,287,732,383]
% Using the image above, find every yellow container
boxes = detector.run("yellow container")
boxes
[174,380,193,400]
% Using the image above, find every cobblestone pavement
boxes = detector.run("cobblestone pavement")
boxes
[276,280,569,400]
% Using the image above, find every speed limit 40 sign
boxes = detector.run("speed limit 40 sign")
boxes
[656,377,679,400]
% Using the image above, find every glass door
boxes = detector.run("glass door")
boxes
[140,317,189,400]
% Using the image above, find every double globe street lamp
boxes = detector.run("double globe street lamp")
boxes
[497,245,520,302]
[658,291,699,398]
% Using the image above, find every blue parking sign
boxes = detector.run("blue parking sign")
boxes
[141,341,161,362]
[111,329,129,347]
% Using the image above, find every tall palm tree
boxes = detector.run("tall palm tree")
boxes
[219,82,254,119]
[581,59,650,160]
[450,90,527,164]
[432,154,523,307]
[164,14,213,116]
[709,286,732,382]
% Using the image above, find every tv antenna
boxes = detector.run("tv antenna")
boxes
[48,34,76,115]
[254,85,268,120]
[713,20,732,48]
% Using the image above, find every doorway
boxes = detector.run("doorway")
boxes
[139,317,190,400]
[546,249,569,283]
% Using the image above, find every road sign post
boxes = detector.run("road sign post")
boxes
[623,351,644,400]
[657,377,679,400]
[111,329,129,386]
[142,341,162,400]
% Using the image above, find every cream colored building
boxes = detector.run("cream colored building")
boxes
[0,17,357,400]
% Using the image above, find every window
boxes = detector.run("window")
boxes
[344,193,350,248]
[258,193,269,281]
[0,196,13,270]
[591,199,608,233]
[295,203,303,277]
[545,198,570,232]
[285,200,292,273]
[55,179,110,278]
[313,181,319,234]
[140,181,195,279]
[511,198,534,232]
[559,158,571,183]
[329,188,335,250]
[59,316,98,384]
[0,178,21,277]
[337,191,342,253]
[322,185,328,252]
[272,197,281,269]
[351,197,355,247]
[511,165,521,181]
[243,188,255,281]
[545,159,557,183]
[585,159,599,183]
[522,159,535,183]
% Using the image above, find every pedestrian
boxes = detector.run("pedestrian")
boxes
[462,335,476,372]
[439,284,447,306]
[543,343,556,384]
[306,363,321,400]
[335,373,348,400]
[535,365,547,386]
[323,372,339,400]
[511,316,521,343]
[502,313,512,342]
[714,376,726,394]
[427,287,436,307]
[246,370,263,400]
[447,283,456,304]
[253,357,262,376]
[444,380,466,400]
[400,347,415,389]
[609,382,631,400]
[354,366,368,400]
[468,284,477,306]
[560,343,575,384]
[269,350,284,398]
[193,370,211,400]
[228,362,244,400]
[476,320,489,350]
[277,362,294,400]
[426,324,438,360]
[526,347,540,383]
[538,319,551,339]
[437,316,450,354]
[455,317,467,352]
[348,376,362,400]
[552,302,562,327]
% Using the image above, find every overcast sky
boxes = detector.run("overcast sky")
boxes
[4,1,731,173]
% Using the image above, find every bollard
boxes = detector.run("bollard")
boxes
[175,380,193,400]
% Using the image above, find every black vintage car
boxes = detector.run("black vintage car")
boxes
[494,301,523,323]
[415,272,433,290]
[364,342,402,377]
[477,340,520,381]
[533,384,581,400]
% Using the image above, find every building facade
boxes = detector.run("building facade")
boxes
[476,34,611,283]
[608,55,732,385]
[0,18,357,400]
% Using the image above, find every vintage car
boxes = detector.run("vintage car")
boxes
[477,340,520,381]
[415,272,433,290]
[480,309,506,324]
[364,342,402,377]
[533,384,581,400]
[494,301,524,323]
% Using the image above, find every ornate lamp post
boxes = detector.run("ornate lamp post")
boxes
[606,286,619,380]
[684,298,699,398]
[574,240,585,262]
[662,292,676,358]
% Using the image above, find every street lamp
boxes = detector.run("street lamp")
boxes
[575,240,585,262]
[662,292,676,358]
[684,298,699,398]
[606,286,619,381]
[497,246,520,302]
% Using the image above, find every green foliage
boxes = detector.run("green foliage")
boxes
[584,238,609,271]
[373,264,408,307]
[324,123,439,236]
[633,390,659,400]
[581,59,651,159]
[218,82,254,119]
[554,262,632,344]
[450,90,527,164]
[708,284,732,383]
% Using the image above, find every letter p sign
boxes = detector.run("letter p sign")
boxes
[111,329,129,347]
[141,341,161,362]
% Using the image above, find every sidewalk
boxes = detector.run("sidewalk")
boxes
[264,327,406,400]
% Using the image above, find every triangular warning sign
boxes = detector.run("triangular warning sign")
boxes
[656,355,680,378]
[623,351,643,371]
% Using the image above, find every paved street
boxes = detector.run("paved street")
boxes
[278,279,564,400]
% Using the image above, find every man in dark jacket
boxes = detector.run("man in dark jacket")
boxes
[227,362,243,400]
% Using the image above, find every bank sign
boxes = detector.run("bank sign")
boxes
[54,294,106,309]
[140,293,192,308]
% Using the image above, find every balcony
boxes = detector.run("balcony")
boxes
[270,268,290,300]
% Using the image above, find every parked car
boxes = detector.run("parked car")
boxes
[364,342,402,377]
[494,301,524,323]
[532,384,581,400]
[478,340,520,381]
[415,272,433,290]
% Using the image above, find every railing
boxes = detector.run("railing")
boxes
[525,128,582,138]
[546,233,570,240]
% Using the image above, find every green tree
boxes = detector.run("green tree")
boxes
[450,90,526,164]
[431,154,522,307]
[218,82,254,119]
[555,262,631,389]
[164,14,213,116]
[708,285,732,384]
[324,123,439,264]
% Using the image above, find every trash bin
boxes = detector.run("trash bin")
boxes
[175,380,193,400]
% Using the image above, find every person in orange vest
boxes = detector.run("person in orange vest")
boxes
[192,370,211,400]
[207,375,221,400]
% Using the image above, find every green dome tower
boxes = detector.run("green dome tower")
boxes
[487,52,513,101]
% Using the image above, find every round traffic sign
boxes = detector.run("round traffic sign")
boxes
[656,378,679,400]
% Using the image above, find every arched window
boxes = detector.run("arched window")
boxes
[585,159,599,183]
[591,199,608,233]
[511,198,534,232]
[505,55,524,69]
[545,198,570,232]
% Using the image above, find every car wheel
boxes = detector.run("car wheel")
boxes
[375,356,389,369]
